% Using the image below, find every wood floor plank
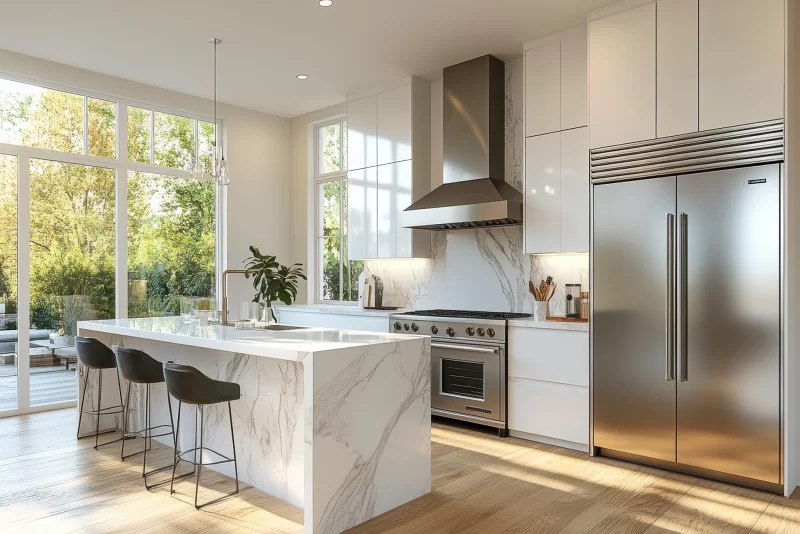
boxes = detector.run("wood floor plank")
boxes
[0,409,797,534]
[644,478,775,534]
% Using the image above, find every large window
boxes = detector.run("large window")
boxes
[315,119,362,302]
[0,75,221,414]
[127,172,216,318]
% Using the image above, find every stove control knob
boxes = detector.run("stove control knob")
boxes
[404,323,410,331]
[411,323,419,332]
[446,327,455,337]
[466,327,475,336]
[394,322,402,331]
[477,328,486,337]
[487,327,496,338]
[431,325,438,335]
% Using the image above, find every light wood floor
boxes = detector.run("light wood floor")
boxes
[2,409,799,533]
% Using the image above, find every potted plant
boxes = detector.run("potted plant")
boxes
[243,246,307,323]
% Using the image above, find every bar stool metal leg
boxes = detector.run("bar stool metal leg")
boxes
[170,400,182,495]
[195,404,203,509]
[229,401,239,493]
[76,367,90,439]
[120,380,132,460]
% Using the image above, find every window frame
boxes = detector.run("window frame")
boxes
[0,71,225,417]
[313,116,353,305]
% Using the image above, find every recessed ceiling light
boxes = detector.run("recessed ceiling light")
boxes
[319,0,333,6]
[296,74,308,80]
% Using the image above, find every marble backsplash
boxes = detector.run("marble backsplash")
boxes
[364,56,589,316]
[364,229,588,316]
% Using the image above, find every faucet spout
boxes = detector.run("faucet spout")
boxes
[221,269,259,325]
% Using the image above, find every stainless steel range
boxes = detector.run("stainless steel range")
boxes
[389,309,531,437]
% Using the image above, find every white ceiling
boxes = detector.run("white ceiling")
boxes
[0,0,615,118]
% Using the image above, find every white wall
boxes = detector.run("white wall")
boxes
[0,48,291,314]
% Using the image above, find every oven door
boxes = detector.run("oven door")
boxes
[431,341,502,422]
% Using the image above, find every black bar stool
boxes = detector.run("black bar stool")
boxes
[116,347,181,489]
[164,362,241,509]
[75,336,125,450]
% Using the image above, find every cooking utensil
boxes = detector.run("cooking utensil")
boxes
[547,282,557,301]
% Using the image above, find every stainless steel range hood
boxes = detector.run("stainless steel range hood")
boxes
[403,55,522,230]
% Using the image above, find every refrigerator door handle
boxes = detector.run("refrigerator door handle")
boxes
[666,213,675,381]
[679,212,688,382]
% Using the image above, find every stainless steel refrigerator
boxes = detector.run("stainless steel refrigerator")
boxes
[592,164,781,489]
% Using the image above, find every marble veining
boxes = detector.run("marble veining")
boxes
[365,227,589,315]
[77,322,430,534]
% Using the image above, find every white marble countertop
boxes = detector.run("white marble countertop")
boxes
[77,317,423,360]
[508,318,590,332]
[274,304,406,318]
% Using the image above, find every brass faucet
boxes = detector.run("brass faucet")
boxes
[221,269,259,325]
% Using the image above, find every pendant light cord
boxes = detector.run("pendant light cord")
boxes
[214,39,219,159]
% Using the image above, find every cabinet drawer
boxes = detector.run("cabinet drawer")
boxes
[508,378,589,445]
[508,328,589,386]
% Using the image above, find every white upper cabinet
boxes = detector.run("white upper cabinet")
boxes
[524,24,588,137]
[524,24,589,254]
[347,78,430,260]
[699,0,784,131]
[589,3,656,149]
[524,128,589,254]
[346,167,378,260]
[347,95,377,170]
[525,133,562,254]
[377,160,414,258]
[560,25,589,131]
[525,43,561,137]
[560,127,590,253]
[657,0,699,138]
[377,84,413,166]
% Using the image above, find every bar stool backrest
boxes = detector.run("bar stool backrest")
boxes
[75,336,117,369]
[116,347,165,384]
[164,362,238,405]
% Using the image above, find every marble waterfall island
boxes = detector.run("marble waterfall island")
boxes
[76,317,431,534]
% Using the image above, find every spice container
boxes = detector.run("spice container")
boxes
[580,291,590,319]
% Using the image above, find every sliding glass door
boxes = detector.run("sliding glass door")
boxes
[0,154,18,412]
[28,159,115,407]
[0,75,223,417]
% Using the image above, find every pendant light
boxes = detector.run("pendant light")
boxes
[190,37,229,185]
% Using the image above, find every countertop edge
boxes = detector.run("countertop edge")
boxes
[508,319,590,332]
[77,320,425,360]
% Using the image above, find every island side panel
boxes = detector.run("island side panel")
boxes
[305,337,431,534]
[77,329,307,509]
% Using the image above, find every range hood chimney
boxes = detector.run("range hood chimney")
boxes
[402,55,523,230]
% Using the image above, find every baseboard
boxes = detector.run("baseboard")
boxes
[509,429,589,453]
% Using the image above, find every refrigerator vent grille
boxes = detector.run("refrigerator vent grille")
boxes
[590,119,784,183]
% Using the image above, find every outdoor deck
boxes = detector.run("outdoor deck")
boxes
[0,362,76,411]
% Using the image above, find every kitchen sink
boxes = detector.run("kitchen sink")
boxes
[256,324,308,331]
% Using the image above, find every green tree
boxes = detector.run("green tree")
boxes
[0,81,217,327]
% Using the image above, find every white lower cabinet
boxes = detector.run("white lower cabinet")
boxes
[508,326,589,450]
[508,378,589,448]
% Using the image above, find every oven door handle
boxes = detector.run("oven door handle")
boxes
[431,343,499,354]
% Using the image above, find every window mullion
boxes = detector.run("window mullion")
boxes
[83,96,89,156]
[117,100,129,320]
[339,179,344,301]
[150,110,155,164]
